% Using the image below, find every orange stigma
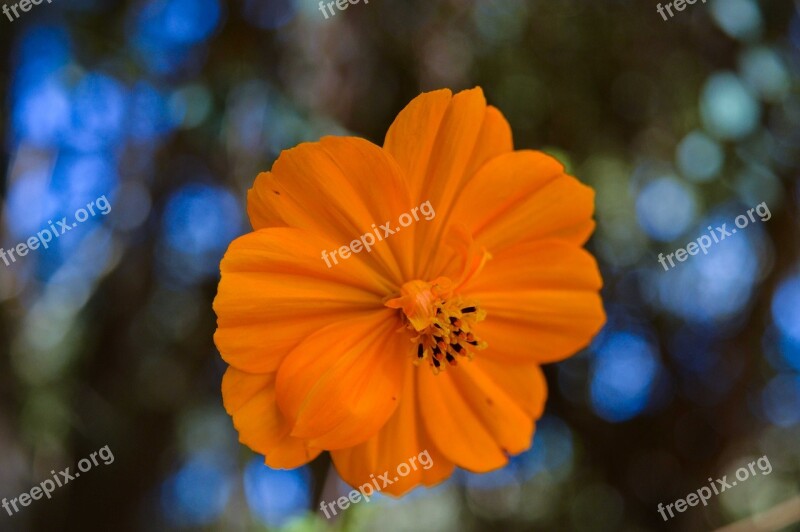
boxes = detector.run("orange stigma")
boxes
[386,278,487,374]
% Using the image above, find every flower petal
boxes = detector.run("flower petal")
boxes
[465,240,606,364]
[275,312,410,450]
[221,367,321,468]
[264,438,323,469]
[384,90,513,201]
[383,88,517,280]
[330,366,454,496]
[477,357,548,419]
[246,136,415,284]
[414,87,486,204]
[214,228,388,373]
[449,150,596,255]
[247,171,288,230]
[464,105,514,178]
[417,358,539,472]
[383,88,453,200]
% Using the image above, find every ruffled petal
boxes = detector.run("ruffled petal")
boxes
[275,312,410,450]
[473,357,548,419]
[213,228,388,373]
[221,367,321,468]
[264,438,323,469]
[417,358,540,472]
[464,105,514,179]
[464,240,606,364]
[383,89,453,200]
[383,88,516,280]
[448,150,596,256]
[384,90,513,201]
[247,171,288,230]
[330,363,454,496]
[414,87,487,206]
[246,136,415,284]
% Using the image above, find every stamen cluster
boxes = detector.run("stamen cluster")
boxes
[411,298,487,374]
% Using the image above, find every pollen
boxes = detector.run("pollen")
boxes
[385,277,488,374]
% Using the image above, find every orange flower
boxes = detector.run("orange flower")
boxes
[214,88,605,496]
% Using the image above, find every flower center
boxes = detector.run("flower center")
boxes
[386,277,487,374]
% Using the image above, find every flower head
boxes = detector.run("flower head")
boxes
[214,87,605,495]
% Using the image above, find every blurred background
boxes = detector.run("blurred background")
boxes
[1,0,799,530]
